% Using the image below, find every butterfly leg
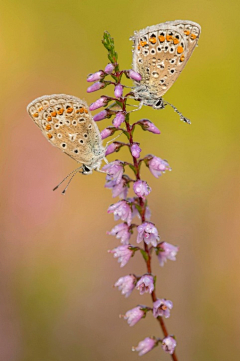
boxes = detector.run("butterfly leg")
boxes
[163,100,191,124]
[128,100,144,113]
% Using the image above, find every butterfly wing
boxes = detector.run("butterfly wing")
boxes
[131,20,201,98]
[27,94,105,166]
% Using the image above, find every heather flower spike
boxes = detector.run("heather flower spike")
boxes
[85,29,188,360]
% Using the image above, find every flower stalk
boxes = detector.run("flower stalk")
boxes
[87,31,179,361]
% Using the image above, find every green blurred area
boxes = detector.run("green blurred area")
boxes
[0,0,239,360]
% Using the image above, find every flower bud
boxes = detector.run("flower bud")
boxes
[113,112,125,127]
[130,144,141,158]
[87,82,105,93]
[114,84,123,98]
[93,110,108,121]
[101,128,115,139]
[105,142,122,156]
[87,71,104,82]
[104,63,115,74]
[162,336,176,355]
[89,96,108,111]
[126,69,142,82]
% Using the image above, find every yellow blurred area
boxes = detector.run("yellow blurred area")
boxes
[0,0,239,360]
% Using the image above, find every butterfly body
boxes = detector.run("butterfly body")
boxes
[27,94,105,174]
[131,20,201,109]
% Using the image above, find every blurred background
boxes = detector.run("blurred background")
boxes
[0,0,239,360]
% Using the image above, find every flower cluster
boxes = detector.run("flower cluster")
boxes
[87,32,179,360]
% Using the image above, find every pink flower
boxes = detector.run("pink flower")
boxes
[114,84,123,98]
[162,336,176,354]
[148,157,171,178]
[153,299,173,318]
[105,142,121,156]
[93,109,108,121]
[123,306,144,326]
[107,200,132,225]
[107,223,131,244]
[136,275,154,295]
[137,222,159,247]
[115,275,136,297]
[87,71,104,82]
[139,119,161,134]
[157,242,179,267]
[133,180,151,199]
[109,245,133,267]
[89,96,108,111]
[104,63,115,74]
[105,178,128,198]
[127,69,142,82]
[130,143,141,158]
[101,128,115,139]
[87,81,105,93]
[113,112,125,127]
[133,337,156,356]
[102,160,124,185]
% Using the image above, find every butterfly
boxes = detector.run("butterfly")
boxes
[27,94,106,192]
[130,20,201,123]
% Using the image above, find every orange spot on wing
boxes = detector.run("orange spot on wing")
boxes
[184,30,190,36]
[38,106,43,111]
[46,124,51,130]
[166,35,173,42]
[84,108,88,114]
[177,46,184,54]
[47,116,52,121]
[149,37,157,44]
[180,54,185,62]
[173,38,179,45]
[140,41,147,47]
[51,111,57,117]
[158,35,165,42]
[138,45,141,50]
[57,108,64,115]
[47,133,53,139]
[190,33,197,40]
[33,112,39,118]
[79,108,84,113]
[66,107,73,113]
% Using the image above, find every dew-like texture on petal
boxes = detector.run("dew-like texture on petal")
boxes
[149,157,171,178]
[162,336,177,354]
[133,180,151,198]
[134,337,156,356]
[107,201,132,225]
[102,161,124,185]
[130,144,141,158]
[115,275,136,297]
[109,245,133,267]
[124,306,144,326]
[137,222,159,246]
[153,298,173,318]
[108,223,131,244]
[136,275,154,295]
[157,242,179,267]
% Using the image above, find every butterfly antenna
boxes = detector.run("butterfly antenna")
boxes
[163,100,191,124]
[105,132,123,147]
[53,166,83,191]
[61,170,82,195]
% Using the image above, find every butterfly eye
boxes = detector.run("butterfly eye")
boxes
[88,125,92,129]
[72,120,77,125]
[74,149,79,154]
[84,134,88,138]
[61,143,67,148]
[57,133,62,138]
[78,118,85,123]
[170,69,176,74]
[79,139,84,144]
[150,49,156,55]
[138,58,143,63]
[55,124,60,129]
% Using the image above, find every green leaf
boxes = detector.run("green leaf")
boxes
[102,31,119,71]
[140,249,149,262]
